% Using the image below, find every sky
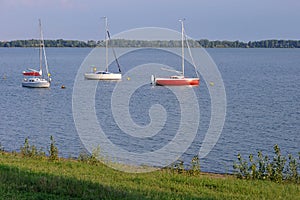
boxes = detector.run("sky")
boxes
[0,0,299,41]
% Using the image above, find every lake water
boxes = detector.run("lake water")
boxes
[0,48,299,173]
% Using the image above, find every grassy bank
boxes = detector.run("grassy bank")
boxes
[0,152,299,199]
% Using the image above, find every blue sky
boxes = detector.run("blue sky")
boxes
[0,0,299,41]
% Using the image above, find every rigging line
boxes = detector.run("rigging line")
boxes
[184,29,199,78]
[106,30,122,73]
[161,67,182,75]
[39,19,50,79]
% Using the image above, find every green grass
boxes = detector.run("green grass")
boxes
[0,152,299,199]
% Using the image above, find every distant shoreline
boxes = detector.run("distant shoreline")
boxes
[0,39,299,48]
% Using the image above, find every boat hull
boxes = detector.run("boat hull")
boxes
[22,78,50,88]
[84,73,122,80]
[23,71,41,76]
[155,77,199,86]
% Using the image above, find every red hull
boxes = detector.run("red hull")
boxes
[23,71,41,76]
[155,78,199,86]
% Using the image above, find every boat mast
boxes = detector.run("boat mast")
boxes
[179,19,185,77]
[103,17,108,72]
[39,19,50,80]
[39,19,43,76]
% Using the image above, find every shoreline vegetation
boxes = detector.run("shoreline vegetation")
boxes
[0,138,299,199]
[0,39,300,48]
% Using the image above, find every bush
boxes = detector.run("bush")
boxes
[48,136,59,161]
[164,156,202,176]
[0,143,4,152]
[233,144,299,183]
[189,155,201,175]
[78,146,101,166]
[20,138,45,158]
[286,153,299,182]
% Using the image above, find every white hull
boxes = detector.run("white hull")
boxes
[22,78,50,88]
[84,73,122,80]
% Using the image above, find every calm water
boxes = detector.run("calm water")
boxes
[0,48,299,173]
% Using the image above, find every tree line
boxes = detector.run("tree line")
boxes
[198,39,300,48]
[0,39,299,48]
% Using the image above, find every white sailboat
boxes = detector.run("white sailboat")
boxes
[22,19,51,88]
[151,19,199,86]
[84,17,122,80]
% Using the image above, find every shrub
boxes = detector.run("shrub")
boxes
[0,142,4,152]
[49,136,59,161]
[286,154,299,183]
[233,153,250,179]
[189,155,201,175]
[270,144,286,183]
[256,151,268,180]
[78,146,101,166]
[233,144,299,183]
[20,138,37,157]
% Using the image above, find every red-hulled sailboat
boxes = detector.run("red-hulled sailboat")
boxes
[22,19,51,88]
[151,19,199,86]
[153,75,199,86]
